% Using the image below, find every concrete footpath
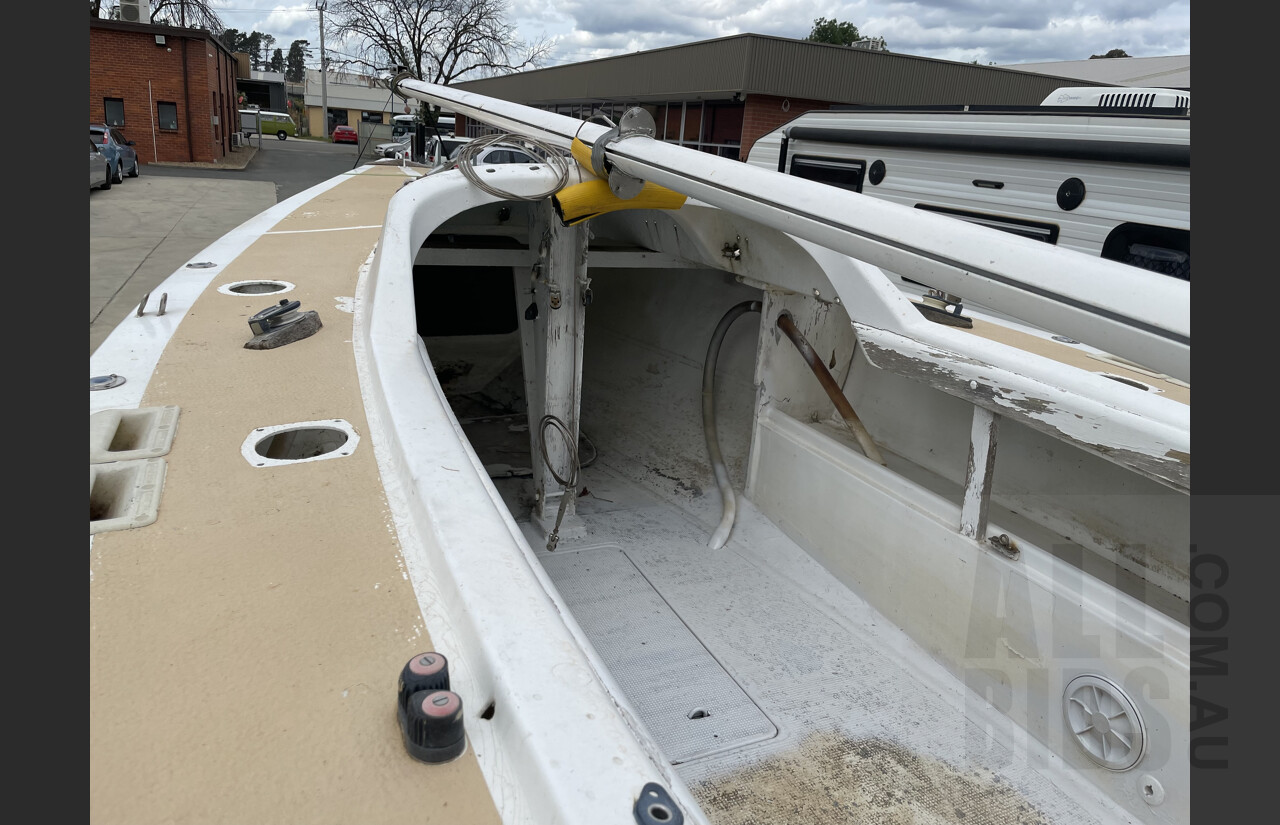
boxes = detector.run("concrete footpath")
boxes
[90,146,276,354]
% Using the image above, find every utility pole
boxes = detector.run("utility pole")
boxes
[317,1,328,138]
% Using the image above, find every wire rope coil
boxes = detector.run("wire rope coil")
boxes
[539,414,581,551]
[452,132,572,201]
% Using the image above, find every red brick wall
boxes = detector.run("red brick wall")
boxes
[739,95,833,160]
[464,94,836,162]
[89,27,237,164]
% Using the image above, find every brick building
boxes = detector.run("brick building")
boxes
[89,17,239,166]
[454,34,1119,161]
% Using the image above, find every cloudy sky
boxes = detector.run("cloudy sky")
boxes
[206,1,1190,69]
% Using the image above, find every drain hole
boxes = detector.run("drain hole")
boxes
[647,804,672,821]
[89,472,130,522]
[480,701,496,720]
[229,281,288,294]
[107,416,149,454]
[687,708,710,720]
[254,427,349,461]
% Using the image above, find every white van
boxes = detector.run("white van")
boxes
[391,113,454,139]
[239,109,297,140]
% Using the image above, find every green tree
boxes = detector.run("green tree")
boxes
[807,17,860,46]
[1090,48,1132,59]
[218,28,242,53]
[243,32,264,68]
[806,18,887,51]
[269,47,286,73]
[286,40,313,83]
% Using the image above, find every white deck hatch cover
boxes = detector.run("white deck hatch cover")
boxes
[539,545,778,763]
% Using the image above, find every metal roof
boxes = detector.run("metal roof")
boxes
[998,55,1190,90]
[455,33,1114,107]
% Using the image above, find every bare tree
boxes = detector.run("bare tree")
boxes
[326,0,551,84]
[92,1,226,37]
[148,0,225,32]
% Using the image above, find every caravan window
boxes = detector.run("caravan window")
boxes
[789,155,866,192]
[914,204,1060,245]
[1102,223,1190,281]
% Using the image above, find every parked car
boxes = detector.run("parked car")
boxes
[331,125,359,145]
[435,137,470,162]
[376,134,412,158]
[90,124,139,184]
[89,138,111,190]
[378,135,472,163]
[448,141,539,166]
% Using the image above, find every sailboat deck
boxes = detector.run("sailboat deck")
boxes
[92,152,1184,824]
[90,168,503,824]
[483,453,1133,825]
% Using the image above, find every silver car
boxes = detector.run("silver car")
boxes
[90,137,111,190]
[376,134,412,159]
[448,141,537,166]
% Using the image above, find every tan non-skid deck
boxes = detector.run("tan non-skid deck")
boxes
[90,168,502,825]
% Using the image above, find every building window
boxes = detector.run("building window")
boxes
[361,111,385,123]
[105,98,125,127]
[158,102,179,131]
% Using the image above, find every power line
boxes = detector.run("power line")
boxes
[210,7,317,13]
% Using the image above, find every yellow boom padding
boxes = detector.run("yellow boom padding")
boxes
[553,178,688,226]
[571,137,596,175]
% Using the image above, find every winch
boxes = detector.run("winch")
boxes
[245,298,322,349]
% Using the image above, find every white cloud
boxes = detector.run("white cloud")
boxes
[210,0,1189,69]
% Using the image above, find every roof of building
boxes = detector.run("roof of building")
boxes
[455,33,1115,107]
[998,55,1190,90]
[89,16,236,61]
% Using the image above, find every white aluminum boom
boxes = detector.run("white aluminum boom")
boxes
[394,79,1190,382]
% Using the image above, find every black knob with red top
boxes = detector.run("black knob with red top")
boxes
[397,652,450,717]
[401,689,466,763]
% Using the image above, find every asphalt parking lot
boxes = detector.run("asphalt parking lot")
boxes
[89,136,366,354]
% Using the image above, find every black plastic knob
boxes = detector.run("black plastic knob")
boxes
[401,689,466,764]
[397,652,450,718]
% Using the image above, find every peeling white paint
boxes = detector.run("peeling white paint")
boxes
[855,325,1189,490]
